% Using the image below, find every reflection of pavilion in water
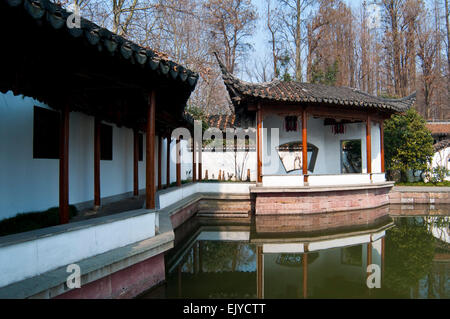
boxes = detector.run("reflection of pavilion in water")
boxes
[165,212,392,299]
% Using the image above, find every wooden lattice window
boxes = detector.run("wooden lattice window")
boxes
[33,106,60,159]
[100,124,113,161]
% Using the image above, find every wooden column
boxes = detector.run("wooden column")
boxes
[367,242,372,274]
[366,115,372,178]
[133,129,139,196]
[166,136,171,187]
[146,91,156,209]
[94,117,101,208]
[176,137,181,187]
[380,121,385,173]
[157,135,162,190]
[303,252,308,299]
[256,104,262,183]
[192,138,197,182]
[257,246,263,299]
[302,109,308,183]
[59,104,70,224]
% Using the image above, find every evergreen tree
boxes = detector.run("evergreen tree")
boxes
[384,108,434,181]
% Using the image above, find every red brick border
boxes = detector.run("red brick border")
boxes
[255,187,390,215]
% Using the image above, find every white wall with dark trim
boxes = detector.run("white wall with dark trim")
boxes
[262,114,382,176]
[0,91,188,220]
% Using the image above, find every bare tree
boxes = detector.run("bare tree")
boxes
[204,0,257,75]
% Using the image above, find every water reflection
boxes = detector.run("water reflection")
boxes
[142,214,449,299]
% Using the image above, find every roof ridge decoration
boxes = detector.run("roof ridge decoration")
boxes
[213,52,416,113]
[4,0,199,89]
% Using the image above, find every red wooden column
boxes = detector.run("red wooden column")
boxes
[366,242,373,276]
[302,109,308,183]
[59,104,70,224]
[256,103,262,183]
[157,135,162,190]
[133,128,139,196]
[303,252,308,299]
[366,115,372,179]
[166,135,171,187]
[257,246,263,299]
[380,121,385,173]
[146,91,156,209]
[198,138,202,181]
[176,137,181,187]
[192,138,197,182]
[94,117,101,209]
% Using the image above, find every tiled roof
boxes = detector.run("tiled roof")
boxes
[2,0,199,88]
[207,114,239,130]
[214,52,415,113]
[433,139,450,152]
[426,122,450,135]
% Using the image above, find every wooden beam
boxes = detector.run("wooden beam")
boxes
[158,135,162,190]
[257,103,262,183]
[192,138,197,182]
[59,104,70,224]
[94,117,101,208]
[166,136,171,187]
[366,115,372,178]
[380,121,385,173]
[176,137,181,187]
[133,128,139,196]
[146,91,156,209]
[302,109,308,183]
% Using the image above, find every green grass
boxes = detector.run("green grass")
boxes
[395,181,450,187]
[0,206,78,237]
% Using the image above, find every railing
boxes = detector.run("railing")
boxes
[158,182,254,209]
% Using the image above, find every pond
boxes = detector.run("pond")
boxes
[141,209,449,299]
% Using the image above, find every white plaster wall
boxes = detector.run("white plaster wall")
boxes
[0,210,155,288]
[0,91,149,220]
[431,147,450,181]
[308,174,371,186]
[158,182,253,209]
[201,151,257,181]
[0,92,59,219]
[262,175,304,187]
[262,115,382,176]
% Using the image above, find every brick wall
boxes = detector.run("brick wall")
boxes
[255,205,390,233]
[255,187,390,215]
[389,190,450,204]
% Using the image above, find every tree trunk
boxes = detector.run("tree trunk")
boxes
[295,0,302,81]
[445,0,450,107]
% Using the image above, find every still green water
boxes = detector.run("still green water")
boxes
[142,214,449,299]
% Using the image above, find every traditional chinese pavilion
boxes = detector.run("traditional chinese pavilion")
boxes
[216,53,416,214]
